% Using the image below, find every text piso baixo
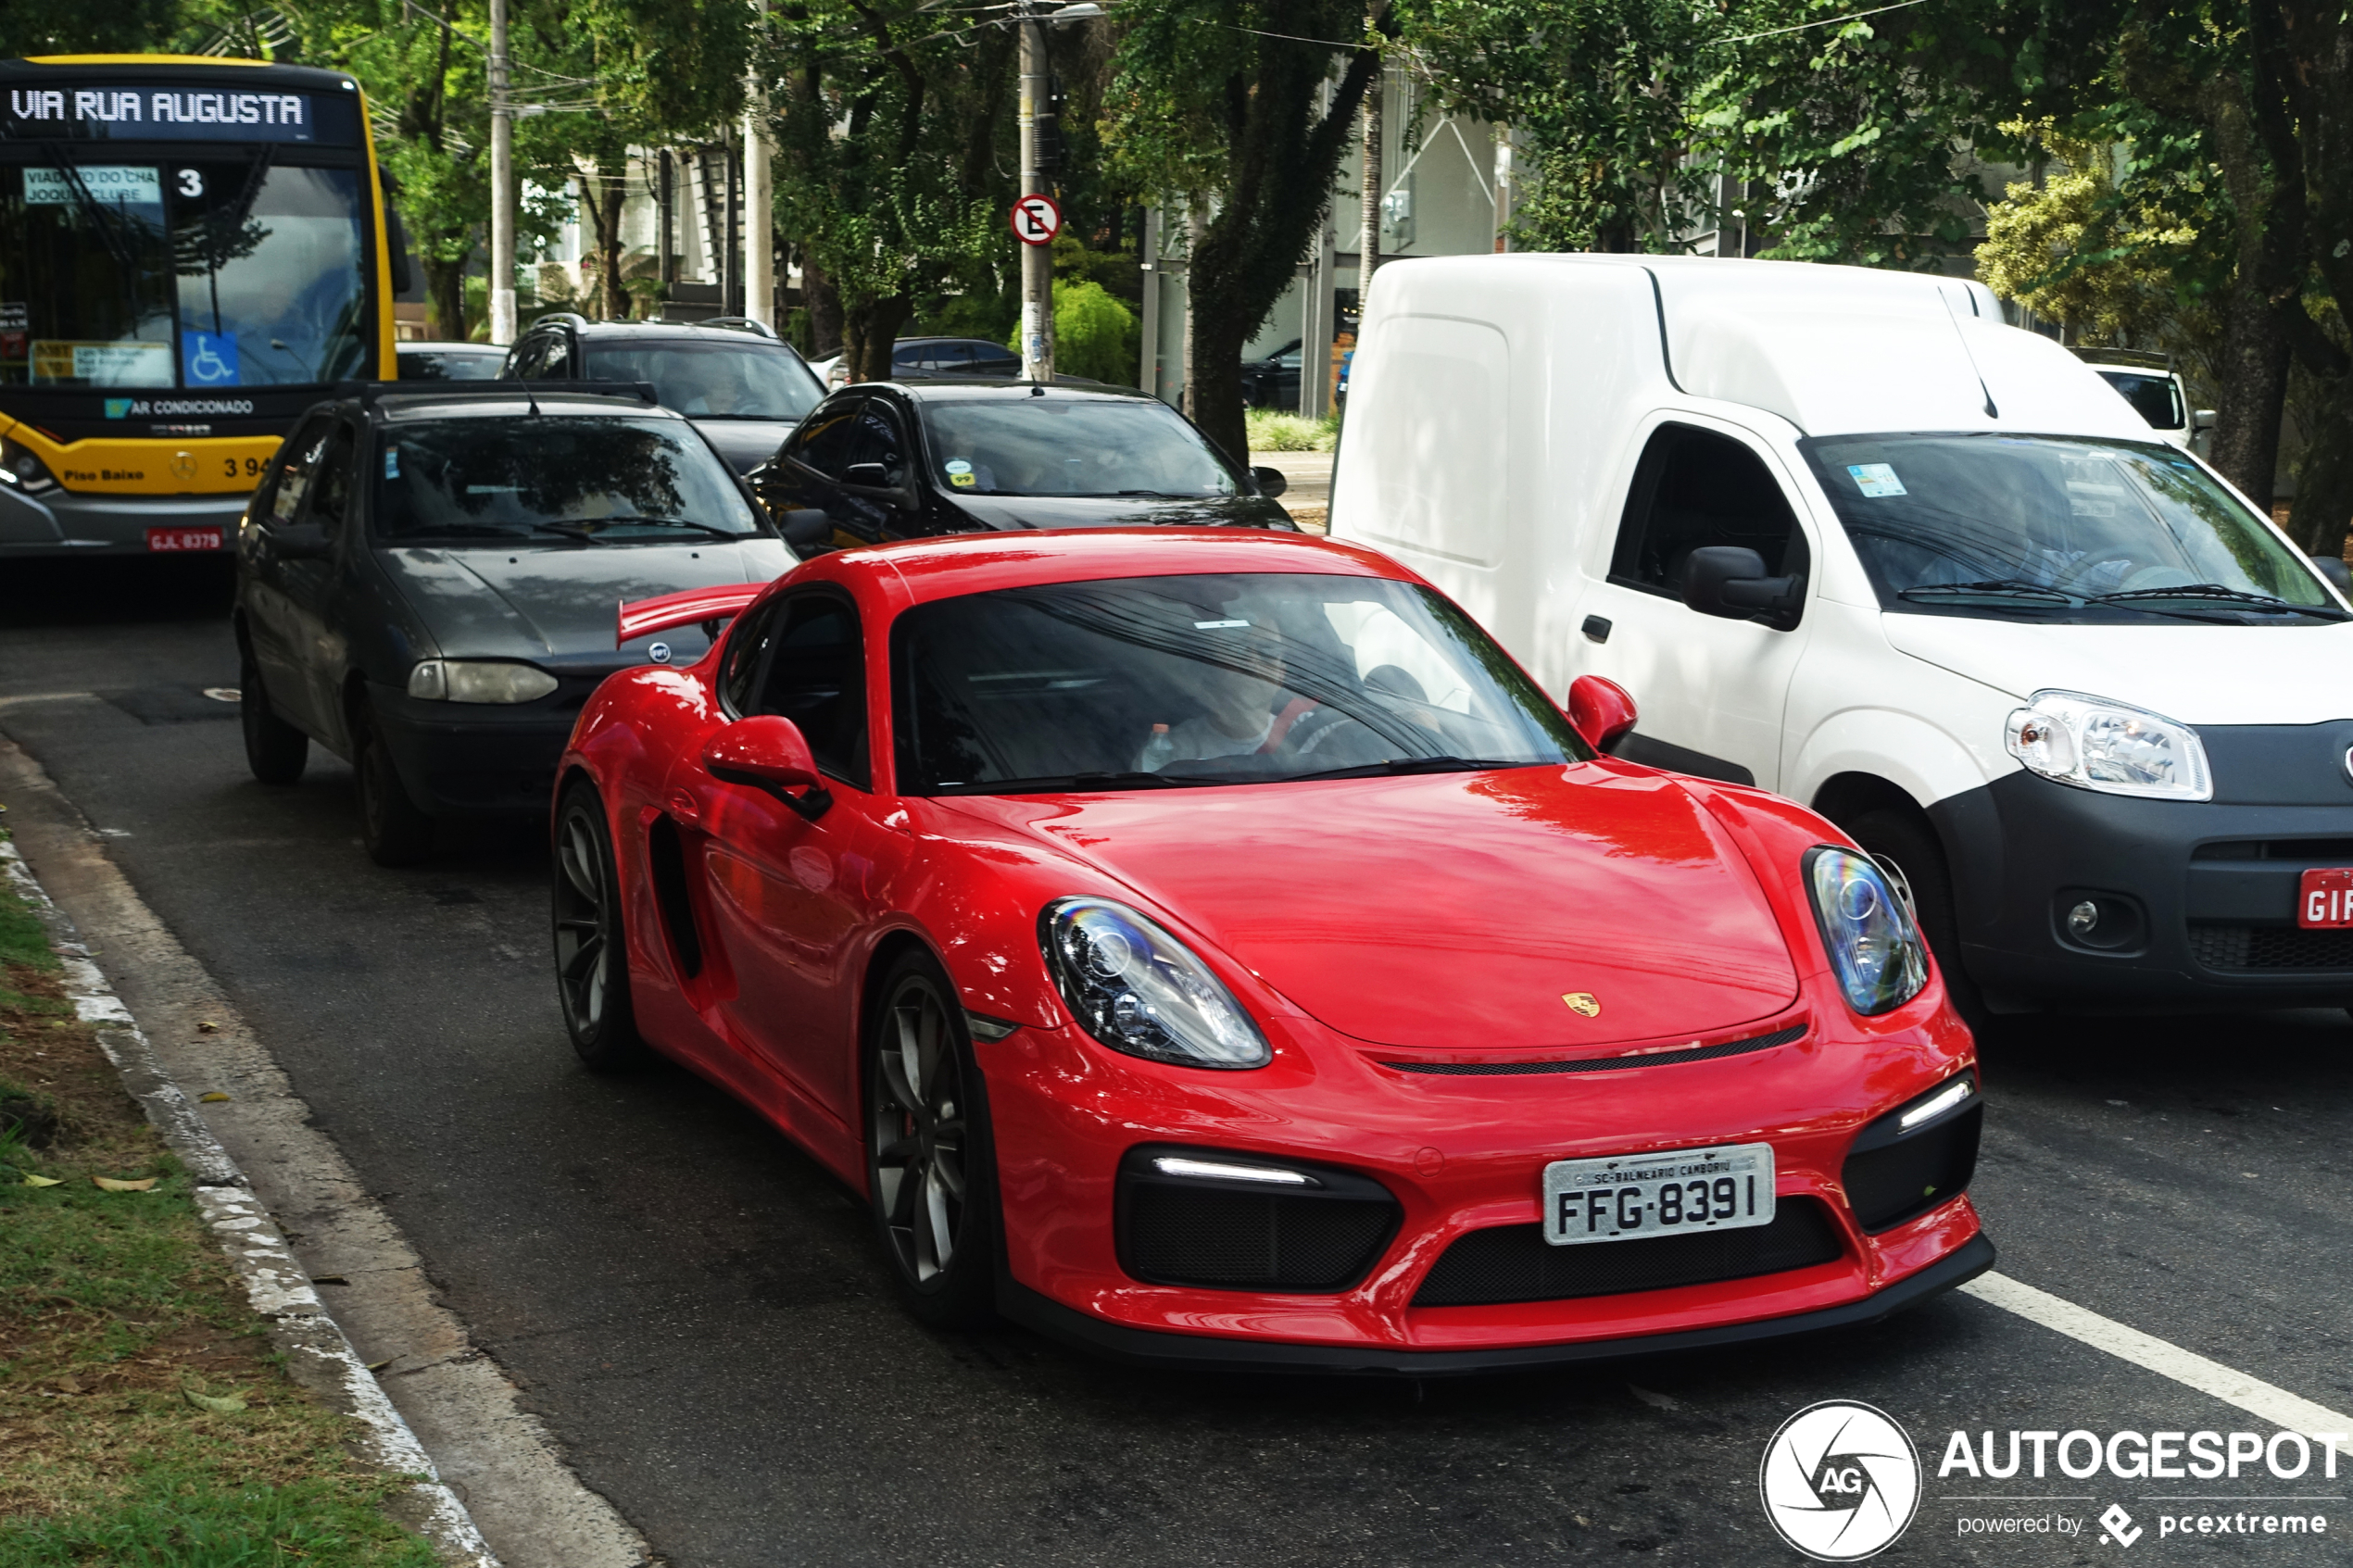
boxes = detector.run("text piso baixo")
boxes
[1941,1428,2347,1481]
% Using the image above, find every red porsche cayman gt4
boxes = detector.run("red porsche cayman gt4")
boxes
[551,528,1991,1373]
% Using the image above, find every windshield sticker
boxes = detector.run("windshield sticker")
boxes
[1848,462,1907,497]
[384,446,399,480]
[1194,619,1251,630]
[181,330,239,388]
[950,471,976,487]
[944,458,972,474]
[24,165,161,207]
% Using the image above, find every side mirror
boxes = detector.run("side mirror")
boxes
[1250,464,1290,499]
[2194,409,2218,432]
[2311,553,2352,596]
[1681,545,1802,629]
[780,508,834,558]
[271,521,332,561]
[1567,674,1638,753]
[843,462,890,487]
[703,715,832,820]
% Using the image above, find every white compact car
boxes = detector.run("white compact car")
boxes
[1332,254,2353,1022]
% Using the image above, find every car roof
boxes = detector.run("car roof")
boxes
[355,390,691,425]
[862,380,1160,404]
[801,526,1406,608]
[397,341,504,354]
[529,317,794,345]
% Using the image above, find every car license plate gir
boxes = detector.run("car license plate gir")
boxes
[2299,867,2353,928]
[1541,1143,1775,1247]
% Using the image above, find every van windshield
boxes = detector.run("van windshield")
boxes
[1799,433,2346,624]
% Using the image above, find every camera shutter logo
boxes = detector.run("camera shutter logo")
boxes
[1758,1400,1921,1561]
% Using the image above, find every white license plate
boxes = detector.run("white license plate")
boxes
[1541,1143,1776,1247]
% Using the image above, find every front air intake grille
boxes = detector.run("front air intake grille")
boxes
[1382,1022,1806,1077]
[2188,923,2353,972]
[1117,1147,1400,1293]
[1411,1198,1843,1308]
[1842,1078,1982,1235]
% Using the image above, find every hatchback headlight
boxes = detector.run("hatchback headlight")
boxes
[407,659,559,704]
[1038,897,1271,1069]
[2004,689,2211,800]
[1806,847,1930,1016]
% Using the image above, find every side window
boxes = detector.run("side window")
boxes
[751,594,869,789]
[267,417,332,523]
[303,424,359,533]
[720,596,785,716]
[1610,423,1807,597]
[789,398,864,481]
[846,402,910,487]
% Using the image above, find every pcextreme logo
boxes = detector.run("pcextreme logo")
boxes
[1760,1400,1923,1561]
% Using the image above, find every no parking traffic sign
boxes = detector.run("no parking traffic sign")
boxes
[1011,194,1063,246]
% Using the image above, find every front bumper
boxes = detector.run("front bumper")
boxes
[976,994,1984,1367]
[371,681,599,818]
[0,485,250,558]
[1941,735,2353,1008]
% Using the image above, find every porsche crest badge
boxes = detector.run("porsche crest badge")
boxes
[1562,991,1601,1018]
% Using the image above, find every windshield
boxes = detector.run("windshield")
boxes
[916,396,1238,498]
[892,572,1588,793]
[0,157,367,387]
[1800,433,2343,623]
[374,416,762,545]
[581,341,822,421]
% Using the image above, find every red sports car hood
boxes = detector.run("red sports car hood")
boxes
[940,765,1801,1051]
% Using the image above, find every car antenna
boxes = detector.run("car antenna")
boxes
[521,377,542,418]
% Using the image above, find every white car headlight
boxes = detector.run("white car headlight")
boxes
[1039,897,1271,1069]
[2004,690,2211,800]
[407,659,560,705]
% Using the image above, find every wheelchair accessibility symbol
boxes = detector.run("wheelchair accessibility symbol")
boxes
[182,332,241,387]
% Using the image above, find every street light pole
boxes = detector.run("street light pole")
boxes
[1017,1,1054,383]
[488,0,515,345]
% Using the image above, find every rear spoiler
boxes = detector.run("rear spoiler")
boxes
[617,583,765,648]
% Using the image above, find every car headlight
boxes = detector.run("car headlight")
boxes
[407,659,560,704]
[1038,897,1271,1069]
[1806,847,1930,1016]
[2004,689,2211,800]
[0,434,57,494]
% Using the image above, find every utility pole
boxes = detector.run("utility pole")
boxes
[743,1,774,328]
[1017,1,1053,383]
[487,0,515,345]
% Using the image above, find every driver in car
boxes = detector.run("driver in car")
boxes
[1140,623,1329,769]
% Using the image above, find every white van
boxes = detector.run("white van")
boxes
[1331,254,2353,1022]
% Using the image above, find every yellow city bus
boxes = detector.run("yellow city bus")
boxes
[0,54,399,558]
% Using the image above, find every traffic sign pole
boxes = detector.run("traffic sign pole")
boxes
[1017,2,1054,383]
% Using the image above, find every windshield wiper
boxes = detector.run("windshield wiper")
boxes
[937,771,1190,793]
[1287,755,1522,782]
[584,516,749,541]
[2089,583,2347,618]
[529,521,604,546]
[1897,579,2075,605]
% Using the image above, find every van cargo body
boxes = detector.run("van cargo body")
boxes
[1333,255,2353,1016]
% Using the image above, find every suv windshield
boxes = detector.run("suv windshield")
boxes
[916,396,1237,498]
[1799,433,2344,623]
[893,572,1588,793]
[0,158,367,387]
[582,341,822,420]
[374,416,762,544]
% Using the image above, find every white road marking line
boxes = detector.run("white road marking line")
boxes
[1966,1272,2353,1447]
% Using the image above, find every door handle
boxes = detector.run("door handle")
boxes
[1581,615,1613,644]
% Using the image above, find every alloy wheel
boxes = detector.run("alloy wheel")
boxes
[554,805,610,1035]
[871,977,966,1285]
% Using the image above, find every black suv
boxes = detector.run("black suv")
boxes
[749,380,1294,553]
[500,315,825,474]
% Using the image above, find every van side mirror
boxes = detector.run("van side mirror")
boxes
[2311,553,2352,596]
[780,508,833,557]
[1682,545,1803,630]
[703,715,833,820]
[1250,465,1290,499]
[1567,674,1638,753]
[2194,409,2218,432]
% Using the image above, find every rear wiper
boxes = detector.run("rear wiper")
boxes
[1897,579,2074,605]
[1287,755,1519,781]
[2089,583,2346,618]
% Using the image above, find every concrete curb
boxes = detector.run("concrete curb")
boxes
[1,833,499,1568]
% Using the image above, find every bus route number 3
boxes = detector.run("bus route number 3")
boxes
[179,169,204,197]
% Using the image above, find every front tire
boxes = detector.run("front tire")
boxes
[1844,808,1990,1035]
[239,647,308,785]
[866,951,999,1328]
[552,782,648,1071]
[353,700,434,867]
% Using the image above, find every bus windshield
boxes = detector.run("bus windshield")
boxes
[0,156,367,388]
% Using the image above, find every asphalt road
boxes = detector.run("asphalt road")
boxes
[5,557,2352,1567]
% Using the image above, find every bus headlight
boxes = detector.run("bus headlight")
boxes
[0,435,57,494]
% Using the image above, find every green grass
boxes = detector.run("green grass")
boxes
[1244,408,1342,453]
[0,853,434,1564]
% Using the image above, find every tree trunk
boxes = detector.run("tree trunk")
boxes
[2202,74,2300,507]
[598,162,626,321]
[803,257,845,358]
[842,294,912,383]
[422,255,467,342]
[2285,379,2353,558]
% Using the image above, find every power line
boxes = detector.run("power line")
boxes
[1718,0,1932,46]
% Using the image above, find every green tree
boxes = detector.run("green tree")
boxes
[1022,277,1138,384]
[1,0,180,57]
[1101,0,1388,465]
